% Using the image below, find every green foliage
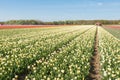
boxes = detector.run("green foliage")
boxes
[0,22,4,25]
[1,20,120,25]
[4,20,44,25]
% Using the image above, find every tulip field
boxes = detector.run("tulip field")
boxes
[0,25,120,80]
[103,26,120,39]
[99,27,120,80]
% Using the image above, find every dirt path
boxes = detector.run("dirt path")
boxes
[87,26,101,80]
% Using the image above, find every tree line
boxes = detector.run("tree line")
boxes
[0,20,120,25]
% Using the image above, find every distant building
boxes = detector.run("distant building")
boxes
[95,22,102,26]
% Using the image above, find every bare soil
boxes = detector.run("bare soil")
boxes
[87,26,101,80]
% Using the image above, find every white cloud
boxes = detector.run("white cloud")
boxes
[97,2,103,6]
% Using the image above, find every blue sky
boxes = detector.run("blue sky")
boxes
[0,0,120,21]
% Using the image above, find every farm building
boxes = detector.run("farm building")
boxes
[95,22,102,26]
